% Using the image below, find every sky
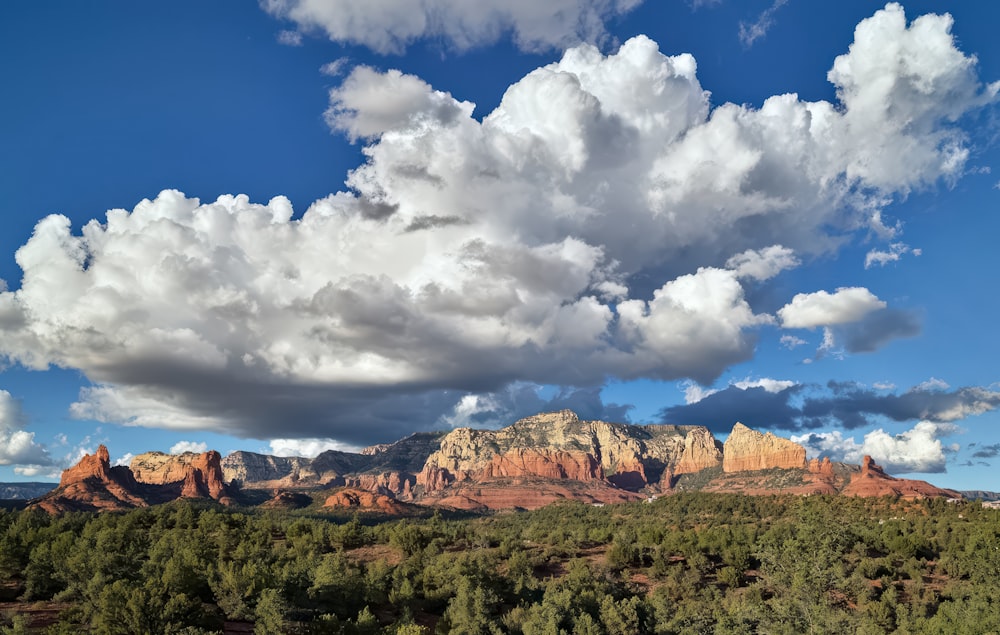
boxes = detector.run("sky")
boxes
[1,0,999,490]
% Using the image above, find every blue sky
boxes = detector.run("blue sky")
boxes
[2,1,999,490]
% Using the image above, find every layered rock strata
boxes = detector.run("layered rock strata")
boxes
[418,410,721,494]
[722,422,806,473]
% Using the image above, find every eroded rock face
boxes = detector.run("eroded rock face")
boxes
[344,471,415,499]
[178,451,235,505]
[34,446,148,513]
[418,410,718,493]
[220,452,320,487]
[673,428,724,475]
[841,456,960,499]
[723,423,806,473]
[132,452,203,485]
[324,488,407,514]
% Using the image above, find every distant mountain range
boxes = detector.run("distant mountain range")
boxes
[22,411,971,513]
[0,482,55,500]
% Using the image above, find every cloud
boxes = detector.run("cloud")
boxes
[0,390,52,467]
[261,0,643,54]
[326,66,473,142]
[780,334,806,349]
[268,438,360,457]
[779,288,920,355]
[438,383,634,429]
[725,245,799,281]
[277,29,303,46]
[660,380,1000,433]
[0,7,995,444]
[792,420,958,473]
[739,0,789,48]
[779,287,886,328]
[169,441,209,455]
[840,307,921,353]
[972,443,1000,459]
[865,242,921,268]
[320,58,350,77]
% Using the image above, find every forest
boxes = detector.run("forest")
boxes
[1,493,998,634]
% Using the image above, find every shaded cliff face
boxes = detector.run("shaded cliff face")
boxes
[33,446,235,513]
[722,422,806,473]
[841,456,961,499]
[418,410,720,495]
[221,452,322,487]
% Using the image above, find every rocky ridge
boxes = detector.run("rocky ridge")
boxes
[30,414,963,513]
[32,446,235,513]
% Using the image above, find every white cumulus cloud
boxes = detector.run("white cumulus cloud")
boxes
[0,390,51,467]
[779,287,886,328]
[0,5,994,444]
[793,420,959,473]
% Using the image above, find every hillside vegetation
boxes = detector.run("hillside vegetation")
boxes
[1,493,999,633]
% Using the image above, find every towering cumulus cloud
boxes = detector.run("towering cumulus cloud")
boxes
[0,5,995,443]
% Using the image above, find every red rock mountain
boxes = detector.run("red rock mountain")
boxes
[31,414,962,513]
[841,456,960,499]
[32,446,235,513]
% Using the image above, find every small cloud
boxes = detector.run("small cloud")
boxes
[780,334,806,349]
[320,58,350,77]
[873,382,896,391]
[277,29,303,46]
[681,381,718,404]
[114,452,134,467]
[865,242,920,268]
[972,443,1000,459]
[14,465,60,478]
[169,441,208,455]
[779,287,885,328]
[739,0,789,48]
[268,438,360,458]
[916,377,950,392]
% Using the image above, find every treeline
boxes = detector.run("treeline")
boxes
[1,493,999,633]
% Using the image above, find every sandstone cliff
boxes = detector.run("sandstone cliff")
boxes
[418,410,720,495]
[33,446,235,513]
[221,451,325,488]
[722,422,806,473]
[33,446,148,513]
[324,488,409,514]
[841,456,961,499]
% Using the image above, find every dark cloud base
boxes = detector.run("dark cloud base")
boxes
[659,381,1000,433]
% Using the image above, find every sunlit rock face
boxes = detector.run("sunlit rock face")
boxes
[841,455,960,499]
[417,410,721,501]
[722,422,806,473]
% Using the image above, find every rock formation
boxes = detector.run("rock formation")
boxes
[324,488,408,514]
[177,451,235,505]
[33,446,148,513]
[418,410,719,494]
[722,423,806,473]
[30,415,965,514]
[220,451,322,487]
[841,456,961,499]
[32,446,235,513]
